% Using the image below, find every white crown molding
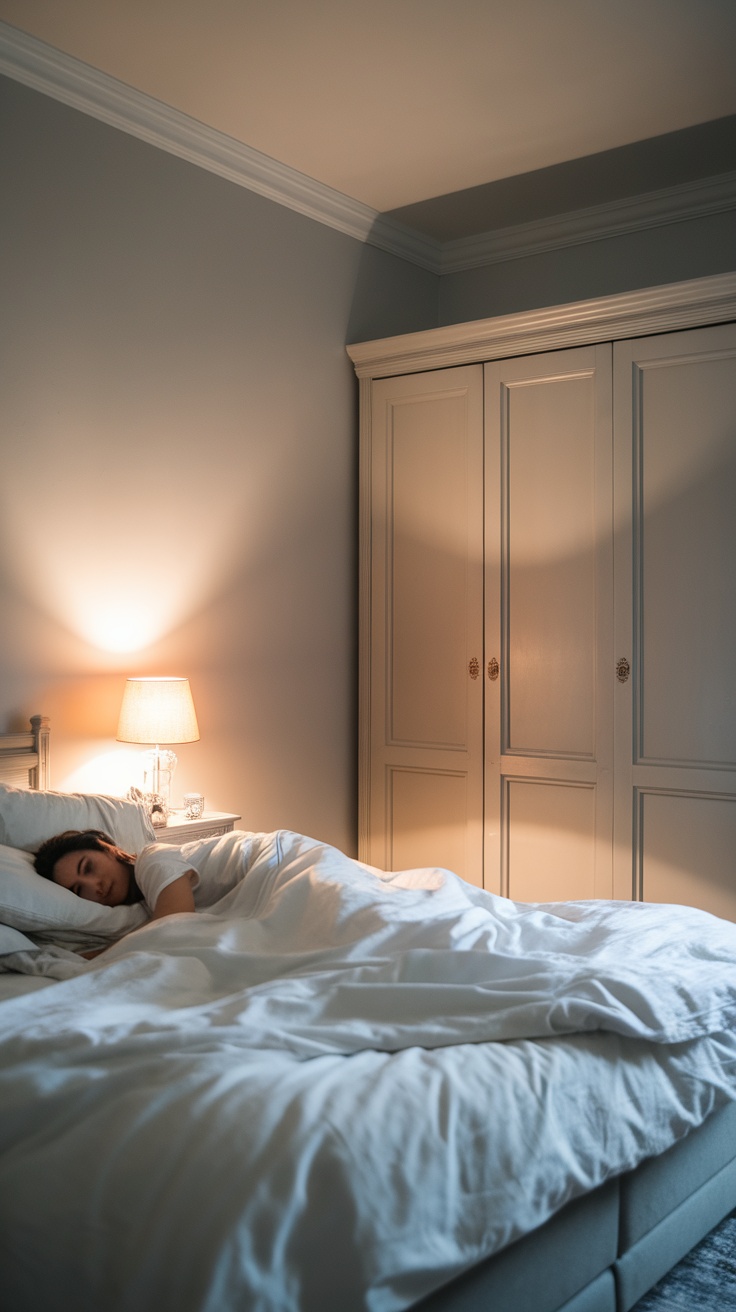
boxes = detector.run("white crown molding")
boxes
[440,171,736,272]
[0,21,440,270]
[347,272,736,377]
[1,21,734,279]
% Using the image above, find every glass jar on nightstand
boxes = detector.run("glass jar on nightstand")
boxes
[156,811,241,845]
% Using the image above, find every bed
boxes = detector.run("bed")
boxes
[1,718,735,1312]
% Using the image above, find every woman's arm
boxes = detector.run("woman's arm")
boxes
[150,871,196,920]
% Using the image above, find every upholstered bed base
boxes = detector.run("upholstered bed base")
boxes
[416,1099,736,1312]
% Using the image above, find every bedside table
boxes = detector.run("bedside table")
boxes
[154,811,241,845]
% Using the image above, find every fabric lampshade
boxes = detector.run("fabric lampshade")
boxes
[116,678,200,746]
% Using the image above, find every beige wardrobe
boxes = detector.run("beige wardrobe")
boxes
[348,274,736,920]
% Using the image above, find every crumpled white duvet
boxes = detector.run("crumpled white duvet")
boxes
[1,829,735,1312]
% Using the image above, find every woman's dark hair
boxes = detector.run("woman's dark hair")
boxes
[34,829,141,902]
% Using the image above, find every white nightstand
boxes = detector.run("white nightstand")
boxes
[154,811,241,845]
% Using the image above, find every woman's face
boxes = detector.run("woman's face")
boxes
[53,846,132,907]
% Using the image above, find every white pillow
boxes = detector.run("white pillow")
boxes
[0,843,147,949]
[0,782,155,855]
[0,922,37,956]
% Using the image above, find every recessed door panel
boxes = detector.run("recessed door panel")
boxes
[389,766,476,882]
[390,393,473,748]
[639,791,736,921]
[636,351,736,766]
[507,779,597,903]
[505,372,598,758]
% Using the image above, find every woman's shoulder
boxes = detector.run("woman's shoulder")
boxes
[135,843,200,905]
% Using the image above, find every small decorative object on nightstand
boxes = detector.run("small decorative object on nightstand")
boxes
[156,811,241,845]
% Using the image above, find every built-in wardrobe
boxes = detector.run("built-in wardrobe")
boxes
[348,273,736,920]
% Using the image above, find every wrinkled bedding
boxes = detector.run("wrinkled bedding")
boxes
[1,830,735,1312]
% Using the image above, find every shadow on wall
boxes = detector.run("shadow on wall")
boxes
[345,233,439,346]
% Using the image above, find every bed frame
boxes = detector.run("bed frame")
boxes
[0,715,50,790]
[2,716,734,1312]
[416,1099,736,1311]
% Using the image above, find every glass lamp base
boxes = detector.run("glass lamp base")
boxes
[141,747,178,826]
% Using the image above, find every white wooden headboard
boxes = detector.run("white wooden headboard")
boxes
[0,716,50,790]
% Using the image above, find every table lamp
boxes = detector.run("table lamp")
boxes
[117,677,200,825]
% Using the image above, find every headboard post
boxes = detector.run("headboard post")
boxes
[0,716,50,789]
[30,715,51,790]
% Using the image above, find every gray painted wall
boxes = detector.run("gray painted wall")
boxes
[438,208,736,324]
[3,71,733,857]
[0,75,438,855]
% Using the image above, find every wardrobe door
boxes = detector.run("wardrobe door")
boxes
[365,366,484,883]
[613,323,736,919]
[485,346,614,901]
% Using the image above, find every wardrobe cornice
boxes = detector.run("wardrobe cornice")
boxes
[347,271,736,378]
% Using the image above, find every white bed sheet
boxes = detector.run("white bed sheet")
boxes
[1,829,735,1312]
[0,970,52,1002]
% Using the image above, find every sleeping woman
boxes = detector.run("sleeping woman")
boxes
[34,829,197,921]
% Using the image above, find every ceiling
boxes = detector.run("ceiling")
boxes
[1,0,735,239]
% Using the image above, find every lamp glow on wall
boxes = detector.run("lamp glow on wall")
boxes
[117,677,200,826]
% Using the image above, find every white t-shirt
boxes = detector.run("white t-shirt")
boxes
[134,834,248,913]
